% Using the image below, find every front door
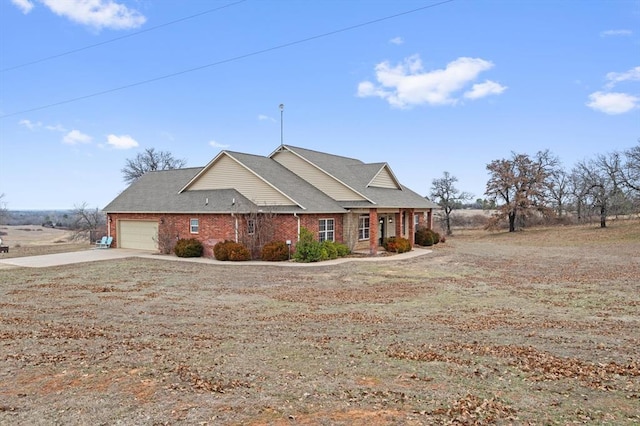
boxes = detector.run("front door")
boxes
[378,217,385,246]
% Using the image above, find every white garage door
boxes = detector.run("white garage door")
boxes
[119,220,158,250]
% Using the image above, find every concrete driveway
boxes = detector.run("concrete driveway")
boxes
[0,247,432,268]
[0,248,153,268]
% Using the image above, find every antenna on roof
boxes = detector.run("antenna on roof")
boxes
[279,103,284,148]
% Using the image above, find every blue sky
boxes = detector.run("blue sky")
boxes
[0,0,638,210]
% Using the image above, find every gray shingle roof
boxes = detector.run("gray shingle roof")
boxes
[103,168,258,213]
[224,151,347,213]
[280,145,438,209]
[104,145,438,213]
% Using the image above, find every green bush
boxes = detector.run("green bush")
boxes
[383,236,411,253]
[414,226,430,246]
[261,240,290,261]
[293,240,326,262]
[432,231,440,245]
[293,227,326,263]
[322,240,339,260]
[415,226,437,246]
[335,242,351,257]
[174,238,204,258]
[291,228,351,263]
[214,240,250,261]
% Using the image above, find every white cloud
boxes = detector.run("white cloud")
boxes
[258,114,275,122]
[107,134,138,149]
[389,36,404,45]
[19,119,68,132]
[605,66,640,89]
[40,0,146,30]
[45,124,67,132]
[357,81,390,99]
[63,129,92,145]
[357,55,505,108]
[587,66,640,115]
[18,119,41,130]
[586,91,639,115]
[209,140,229,149]
[11,0,34,14]
[464,80,507,99]
[600,29,632,37]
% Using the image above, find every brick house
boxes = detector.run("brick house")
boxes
[103,145,438,256]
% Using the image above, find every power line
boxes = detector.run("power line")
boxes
[0,0,455,119]
[0,0,248,73]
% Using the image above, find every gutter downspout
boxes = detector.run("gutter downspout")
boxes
[293,213,300,241]
[231,212,238,242]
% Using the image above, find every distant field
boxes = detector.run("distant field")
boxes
[0,222,639,424]
[0,225,88,259]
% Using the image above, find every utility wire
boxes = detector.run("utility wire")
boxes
[0,0,454,119]
[0,0,248,73]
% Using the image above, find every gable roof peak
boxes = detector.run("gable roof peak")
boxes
[270,144,363,164]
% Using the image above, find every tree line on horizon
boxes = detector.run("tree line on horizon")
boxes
[430,141,640,234]
[2,143,638,238]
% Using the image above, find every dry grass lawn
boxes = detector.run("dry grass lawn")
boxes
[0,222,639,425]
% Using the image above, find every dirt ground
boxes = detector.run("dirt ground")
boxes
[0,222,639,425]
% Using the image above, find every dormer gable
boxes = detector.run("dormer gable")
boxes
[270,145,372,202]
[180,151,303,207]
[367,163,402,189]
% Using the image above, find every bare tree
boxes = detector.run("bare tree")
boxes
[568,168,591,222]
[573,152,628,228]
[122,148,187,185]
[155,221,178,254]
[70,202,106,241]
[0,193,7,225]
[430,171,473,235]
[548,168,570,217]
[485,150,559,232]
[620,141,640,193]
[238,209,278,259]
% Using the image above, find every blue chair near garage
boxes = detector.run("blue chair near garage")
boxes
[96,236,113,249]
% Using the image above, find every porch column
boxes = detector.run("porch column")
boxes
[369,209,378,255]
[395,210,402,237]
[407,208,415,247]
[427,209,433,230]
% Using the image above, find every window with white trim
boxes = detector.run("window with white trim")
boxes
[414,213,421,228]
[190,218,199,234]
[318,218,334,242]
[247,219,255,235]
[358,215,370,240]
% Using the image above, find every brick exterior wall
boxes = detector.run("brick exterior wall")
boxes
[108,212,346,258]
[108,209,431,258]
[298,213,344,243]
